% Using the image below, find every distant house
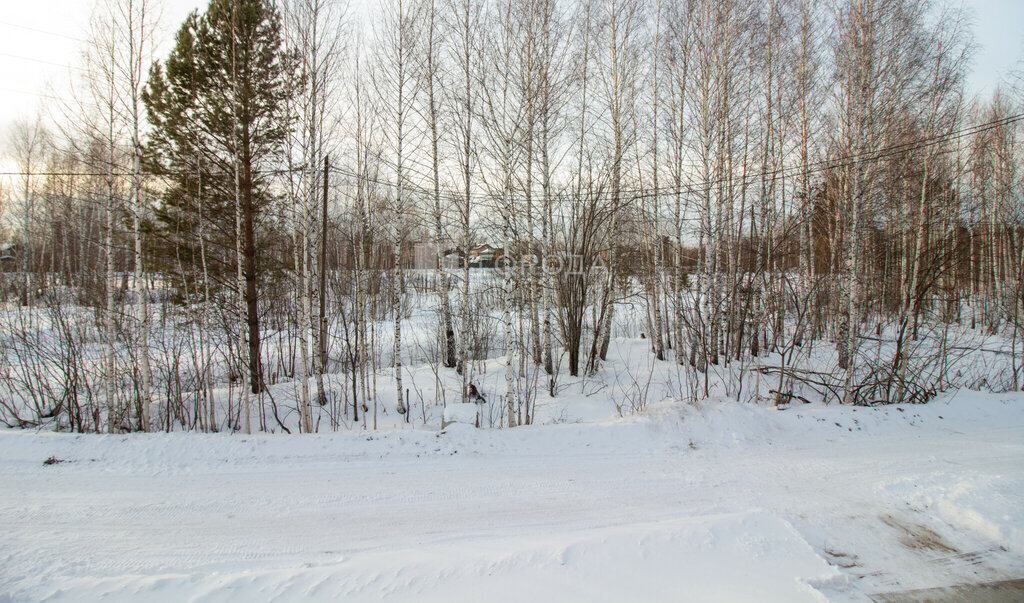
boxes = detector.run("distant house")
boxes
[469,244,493,268]
[468,244,492,265]
[441,244,508,269]
[469,244,505,268]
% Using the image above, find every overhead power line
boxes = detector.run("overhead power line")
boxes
[0,19,85,43]
[2,113,1020,204]
[316,112,1024,204]
[0,51,86,73]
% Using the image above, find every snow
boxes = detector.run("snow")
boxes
[1,387,1023,601]
[442,402,479,427]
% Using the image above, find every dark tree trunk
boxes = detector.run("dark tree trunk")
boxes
[242,145,262,394]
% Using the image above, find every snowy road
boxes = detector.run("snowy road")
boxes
[2,392,1023,601]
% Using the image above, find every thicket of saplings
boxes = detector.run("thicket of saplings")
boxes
[1,198,1020,433]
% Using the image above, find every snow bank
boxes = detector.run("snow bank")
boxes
[4,511,839,602]
[442,403,479,428]
[1,388,1022,601]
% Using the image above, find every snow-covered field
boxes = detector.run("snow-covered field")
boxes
[2,387,1022,601]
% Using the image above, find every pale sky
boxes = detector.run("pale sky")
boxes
[0,0,1021,140]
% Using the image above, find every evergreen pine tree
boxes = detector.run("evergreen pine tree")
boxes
[144,0,295,394]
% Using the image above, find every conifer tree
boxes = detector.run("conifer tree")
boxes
[144,0,295,396]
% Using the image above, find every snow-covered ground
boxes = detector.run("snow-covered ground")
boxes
[1,388,1022,601]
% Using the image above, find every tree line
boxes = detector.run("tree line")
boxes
[1,0,1022,432]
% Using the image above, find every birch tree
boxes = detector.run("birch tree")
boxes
[374,0,420,416]
[589,0,644,371]
[479,0,527,425]
[418,0,457,370]
[445,0,482,405]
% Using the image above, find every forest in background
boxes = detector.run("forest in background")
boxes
[1,0,1022,433]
